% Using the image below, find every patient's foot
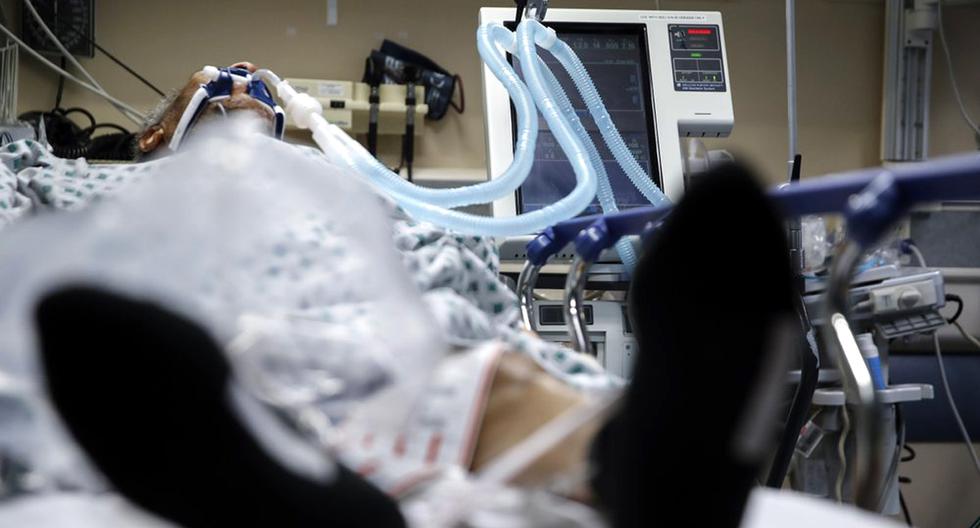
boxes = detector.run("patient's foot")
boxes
[590,163,798,527]
[36,285,406,528]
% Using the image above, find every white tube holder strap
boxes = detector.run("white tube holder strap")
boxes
[169,66,286,151]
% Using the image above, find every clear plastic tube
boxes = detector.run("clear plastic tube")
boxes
[19,0,145,125]
[537,56,639,272]
[271,19,660,237]
[320,113,595,236]
[279,22,598,237]
[335,24,538,208]
[252,69,282,86]
[0,22,145,124]
[532,20,669,208]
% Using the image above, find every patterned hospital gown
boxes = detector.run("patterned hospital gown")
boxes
[0,139,618,391]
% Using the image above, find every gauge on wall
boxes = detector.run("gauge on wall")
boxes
[22,0,94,58]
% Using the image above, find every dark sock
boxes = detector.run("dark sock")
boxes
[35,286,406,528]
[591,163,797,527]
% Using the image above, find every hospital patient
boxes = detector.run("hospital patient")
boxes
[124,61,607,481]
[6,65,892,528]
[129,62,606,492]
[135,62,274,157]
[31,156,798,527]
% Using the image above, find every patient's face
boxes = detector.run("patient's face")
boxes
[138,62,277,155]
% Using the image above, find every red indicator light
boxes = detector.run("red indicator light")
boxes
[687,28,713,35]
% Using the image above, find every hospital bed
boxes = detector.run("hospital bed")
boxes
[1,0,979,525]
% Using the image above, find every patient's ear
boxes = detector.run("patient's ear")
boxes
[138,125,166,153]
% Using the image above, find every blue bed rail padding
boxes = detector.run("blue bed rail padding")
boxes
[526,212,602,266]
[530,153,980,264]
[574,205,672,262]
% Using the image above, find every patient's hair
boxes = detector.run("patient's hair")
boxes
[133,91,178,161]
[140,90,179,139]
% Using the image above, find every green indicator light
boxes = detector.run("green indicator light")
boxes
[690,53,702,58]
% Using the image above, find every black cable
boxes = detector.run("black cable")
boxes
[514,0,527,25]
[91,41,165,97]
[18,104,133,160]
[449,74,465,114]
[945,293,964,324]
[88,41,164,97]
[363,57,381,157]
[898,414,915,527]
[61,107,96,129]
[86,130,136,160]
[789,153,802,184]
[48,11,165,97]
[764,293,818,488]
[899,490,913,526]
[83,123,130,136]
[402,66,417,183]
[54,56,67,109]
[874,405,909,511]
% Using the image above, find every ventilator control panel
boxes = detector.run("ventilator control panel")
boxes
[668,24,726,92]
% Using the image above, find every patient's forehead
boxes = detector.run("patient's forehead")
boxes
[178,71,215,95]
[179,62,258,98]
[170,68,264,119]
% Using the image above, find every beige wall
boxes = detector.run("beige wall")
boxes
[900,442,980,528]
[0,0,959,185]
[929,1,980,158]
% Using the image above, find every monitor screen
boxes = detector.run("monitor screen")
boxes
[507,23,661,216]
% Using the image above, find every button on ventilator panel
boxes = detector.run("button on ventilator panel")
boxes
[668,25,727,92]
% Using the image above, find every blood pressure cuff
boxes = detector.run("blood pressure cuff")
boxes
[368,40,463,120]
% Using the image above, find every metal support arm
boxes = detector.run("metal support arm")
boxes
[517,260,542,331]
[564,256,592,354]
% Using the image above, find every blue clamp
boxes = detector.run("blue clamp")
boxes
[525,212,606,265]
[526,227,561,266]
[575,218,610,263]
[769,153,980,217]
[844,172,903,249]
[527,153,980,267]
[573,205,673,262]
[526,223,582,265]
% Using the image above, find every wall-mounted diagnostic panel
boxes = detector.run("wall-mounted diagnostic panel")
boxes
[22,0,95,58]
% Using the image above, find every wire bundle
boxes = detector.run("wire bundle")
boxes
[0,0,151,126]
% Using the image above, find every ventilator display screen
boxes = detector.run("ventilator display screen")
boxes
[508,23,660,216]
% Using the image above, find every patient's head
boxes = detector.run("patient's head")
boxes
[138,62,278,157]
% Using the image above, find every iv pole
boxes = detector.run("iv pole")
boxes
[786,0,799,180]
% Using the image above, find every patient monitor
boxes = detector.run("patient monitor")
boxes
[480,8,734,261]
